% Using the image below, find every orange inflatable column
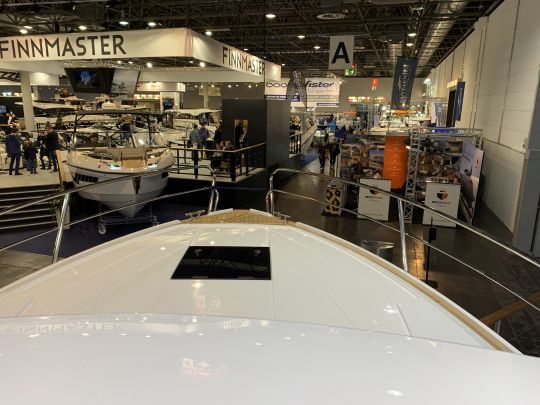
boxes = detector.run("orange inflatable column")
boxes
[382,136,408,189]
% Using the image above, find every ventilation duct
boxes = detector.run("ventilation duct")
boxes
[417,1,469,68]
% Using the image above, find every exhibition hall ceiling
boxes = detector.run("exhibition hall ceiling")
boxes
[0,0,503,77]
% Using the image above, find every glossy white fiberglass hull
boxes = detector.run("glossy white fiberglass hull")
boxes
[67,151,173,217]
[0,210,538,404]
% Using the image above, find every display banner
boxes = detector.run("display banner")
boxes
[382,136,408,189]
[0,28,280,80]
[328,36,354,70]
[264,77,340,107]
[422,182,461,228]
[458,141,484,219]
[390,56,418,110]
[454,81,466,121]
[358,179,391,221]
[286,70,308,108]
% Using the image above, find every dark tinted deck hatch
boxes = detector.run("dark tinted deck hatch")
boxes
[171,246,271,280]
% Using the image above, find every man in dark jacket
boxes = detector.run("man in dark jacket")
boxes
[45,123,59,172]
[329,139,340,167]
[214,122,223,145]
[5,126,22,175]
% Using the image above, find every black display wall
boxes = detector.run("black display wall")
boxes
[221,99,290,169]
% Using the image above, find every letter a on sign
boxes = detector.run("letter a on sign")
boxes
[329,36,354,70]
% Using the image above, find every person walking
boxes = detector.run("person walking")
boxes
[318,142,328,173]
[5,126,22,175]
[44,123,59,172]
[329,139,340,167]
[188,123,201,163]
[238,126,248,148]
[234,120,244,148]
[37,132,48,169]
[199,123,209,158]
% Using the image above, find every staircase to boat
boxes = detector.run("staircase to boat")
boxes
[0,185,59,231]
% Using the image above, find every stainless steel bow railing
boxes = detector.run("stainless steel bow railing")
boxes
[0,164,219,263]
[265,168,540,315]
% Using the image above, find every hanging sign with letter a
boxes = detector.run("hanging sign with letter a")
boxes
[329,35,354,70]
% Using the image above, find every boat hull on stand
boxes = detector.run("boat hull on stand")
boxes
[67,152,173,217]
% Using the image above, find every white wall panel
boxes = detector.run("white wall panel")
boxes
[482,140,524,230]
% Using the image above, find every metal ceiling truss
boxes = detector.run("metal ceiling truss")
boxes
[0,0,504,77]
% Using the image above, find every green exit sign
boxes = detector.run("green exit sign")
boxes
[344,68,357,77]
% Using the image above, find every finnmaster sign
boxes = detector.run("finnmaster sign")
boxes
[328,36,354,70]
[264,78,340,107]
[0,28,281,80]
[390,56,418,110]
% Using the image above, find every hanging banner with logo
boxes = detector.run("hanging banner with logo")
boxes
[264,77,340,107]
[328,36,354,70]
[454,81,466,121]
[390,56,418,110]
[287,70,307,108]
[422,182,461,227]
[358,179,391,221]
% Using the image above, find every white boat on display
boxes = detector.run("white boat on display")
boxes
[66,111,174,217]
[0,205,537,404]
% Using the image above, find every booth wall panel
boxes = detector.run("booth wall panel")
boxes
[482,140,524,230]
[425,0,540,233]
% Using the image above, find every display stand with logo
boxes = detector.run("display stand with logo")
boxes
[358,179,391,221]
[422,182,461,228]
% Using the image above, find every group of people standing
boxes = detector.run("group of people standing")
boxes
[5,124,59,176]
[318,139,341,173]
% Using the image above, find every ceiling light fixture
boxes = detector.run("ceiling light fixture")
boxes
[408,32,417,37]
[119,21,129,26]
[313,45,321,50]
[23,25,33,30]
[228,84,232,88]
[297,35,305,39]
[281,63,285,66]
[205,30,212,36]
[128,61,134,64]
[19,29,28,34]
[248,84,252,88]
[243,48,249,51]
[406,42,414,47]
[146,62,153,68]
[189,60,194,64]
[265,13,276,19]
[117,60,122,64]
[78,25,87,31]
[199,61,206,67]
[147,21,157,27]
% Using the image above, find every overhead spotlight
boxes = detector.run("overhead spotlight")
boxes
[243,48,249,51]
[248,84,252,88]
[199,61,206,67]
[235,84,239,87]
[128,61,134,64]
[228,84,232,88]
[297,35,305,39]
[78,25,87,31]
[265,13,276,19]
[359,46,366,50]
[119,21,129,26]
[281,63,285,66]
[23,25,33,30]
[195,84,198,88]
[147,21,157,27]
[146,62,153,68]
[205,30,212,36]
[189,60,194,64]
[211,84,215,88]
[19,29,28,34]
[408,32,417,37]
[313,45,321,50]
[117,60,122,64]
[406,42,414,47]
